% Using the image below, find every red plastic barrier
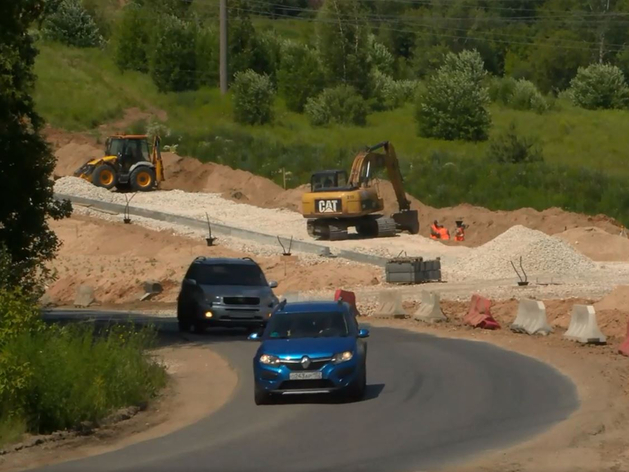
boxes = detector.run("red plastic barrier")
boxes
[334,289,360,317]
[619,319,629,357]
[464,294,500,330]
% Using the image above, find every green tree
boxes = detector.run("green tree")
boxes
[42,0,103,47]
[0,0,72,294]
[232,70,275,125]
[195,26,219,88]
[415,49,491,141]
[568,63,629,110]
[150,15,197,93]
[113,2,154,72]
[316,0,372,97]
[277,41,325,112]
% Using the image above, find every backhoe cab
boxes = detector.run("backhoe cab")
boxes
[74,134,165,192]
[301,141,420,241]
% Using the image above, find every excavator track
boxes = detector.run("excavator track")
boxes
[375,217,397,237]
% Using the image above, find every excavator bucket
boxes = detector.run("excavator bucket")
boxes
[392,209,420,235]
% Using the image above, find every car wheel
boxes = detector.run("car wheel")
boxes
[254,384,271,405]
[177,319,190,332]
[347,364,367,402]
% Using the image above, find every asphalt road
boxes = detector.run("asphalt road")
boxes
[36,312,578,472]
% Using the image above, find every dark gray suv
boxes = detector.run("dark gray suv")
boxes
[176,257,279,333]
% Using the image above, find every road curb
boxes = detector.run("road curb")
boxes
[54,193,390,267]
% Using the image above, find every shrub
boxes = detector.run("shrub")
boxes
[486,123,544,164]
[509,79,549,114]
[113,3,154,72]
[277,42,325,112]
[304,85,368,126]
[232,70,275,125]
[369,34,394,71]
[42,0,104,48]
[150,15,198,93]
[488,76,517,104]
[568,63,629,110]
[370,69,418,111]
[415,49,491,142]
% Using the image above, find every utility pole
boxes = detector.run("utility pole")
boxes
[220,0,228,94]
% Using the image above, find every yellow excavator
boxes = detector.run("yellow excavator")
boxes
[74,134,165,192]
[301,141,420,241]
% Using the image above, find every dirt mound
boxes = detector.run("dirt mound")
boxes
[53,142,103,177]
[555,227,629,261]
[160,153,285,205]
[46,214,380,305]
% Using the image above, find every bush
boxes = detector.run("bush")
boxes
[415,49,491,142]
[568,63,629,110]
[369,34,394,71]
[232,70,275,125]
[486,123,544,164]
[150,15,198,93]
[42,0,104,48]
[509,79,549,114]
[488,76,517,104]
[113,3,154,72]
[277,41,325,112]
[304,85,368,126]
[370,69,418,111]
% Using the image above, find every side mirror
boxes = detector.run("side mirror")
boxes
[269,281,278,289]
[248,332,261,341]
[358,328,370,338]
[183,278,197,287]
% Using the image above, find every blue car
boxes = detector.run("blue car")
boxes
[249,299,369,405]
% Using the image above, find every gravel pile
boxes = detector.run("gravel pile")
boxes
[450,225,597,281]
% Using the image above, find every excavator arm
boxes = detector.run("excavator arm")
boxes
[348,141,411,212]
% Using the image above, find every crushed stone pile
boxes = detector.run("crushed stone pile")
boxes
[451,225,597,281]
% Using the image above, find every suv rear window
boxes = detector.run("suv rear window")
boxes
[265,311,349,339]
[188,263,268,286]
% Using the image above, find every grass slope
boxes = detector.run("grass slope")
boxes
[34,41,629,176]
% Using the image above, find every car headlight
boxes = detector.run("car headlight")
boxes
[259,354,280,366]
[332,351,353,364]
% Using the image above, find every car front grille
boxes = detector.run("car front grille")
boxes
[278,380,335,390]
[283,360,330,371]
[223,297,260,306]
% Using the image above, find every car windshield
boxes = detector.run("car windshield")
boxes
[192,263,267,286]
[265,311,349,339]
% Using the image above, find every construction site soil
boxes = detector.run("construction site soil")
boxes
[51,135,622,247]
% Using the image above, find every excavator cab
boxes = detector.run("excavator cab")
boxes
[310,170,349,192]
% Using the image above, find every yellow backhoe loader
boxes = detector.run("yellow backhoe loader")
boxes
[74,134,165,192]
[301,141,420,241]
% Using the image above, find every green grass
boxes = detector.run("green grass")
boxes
[34,40,629,176]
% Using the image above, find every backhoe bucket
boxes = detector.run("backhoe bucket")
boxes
[392,210,420,235]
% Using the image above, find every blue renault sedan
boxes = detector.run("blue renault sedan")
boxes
[249,299,369,405]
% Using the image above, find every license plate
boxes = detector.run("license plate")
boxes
[289,372,323,380]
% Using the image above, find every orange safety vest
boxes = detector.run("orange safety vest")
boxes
[455,227,465,242]
[430,224,440,239]
[439,227,450,240]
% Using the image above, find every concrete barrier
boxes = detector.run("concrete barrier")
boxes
[55,193,391,268]
[564,305,606,344]
[510,299,553,336]
[464,294,500,330]
[372,290,406,318]
[413,291,447,323]
[334,289,360,317]
[619,319,629,357]
[74,285,95,308]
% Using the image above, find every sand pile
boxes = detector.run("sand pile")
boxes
[555,227,629,262]
[452,225,597,281]
[53,142,103,177]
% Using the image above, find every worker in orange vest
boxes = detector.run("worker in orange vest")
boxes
[430,220,450,240]
[454,220,466,242]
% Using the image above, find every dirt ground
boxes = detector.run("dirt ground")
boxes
[45,214,382,305]
[49,127,622,247]
[0,342,237,472]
